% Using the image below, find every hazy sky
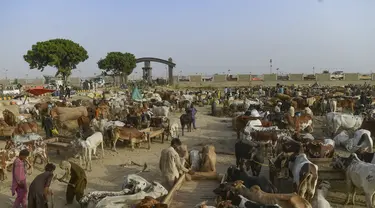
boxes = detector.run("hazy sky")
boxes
[1,0,374,79]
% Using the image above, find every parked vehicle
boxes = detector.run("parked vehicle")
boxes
[330,71,344,80]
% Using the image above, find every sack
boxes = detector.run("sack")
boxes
[52,128,59,135]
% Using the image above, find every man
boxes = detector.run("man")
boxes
[28,163,56,208]
[42,115,53,139]
[65,86,71,99]
[189,104,197,129]
[12,149,30,208]
[159,138,194,189]
[58,160,87,205]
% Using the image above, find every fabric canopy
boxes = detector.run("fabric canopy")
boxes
[131,87,143,102]
[26,88,55,96]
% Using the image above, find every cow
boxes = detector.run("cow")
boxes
[271,152,318,201]
[151,106,170,118]
[345,129,373,153]
[331,153,375,207]
[233,115,259,139]
[95,181,168,208]
[135,196,168,208]
[111,127,147,151]
[284,114,313,133]
[304,139,335,158]
[228,195,282,208]
[337,99,355,113]
[326,112,364,136]
[226,166,277,193]
[235,140,265,176]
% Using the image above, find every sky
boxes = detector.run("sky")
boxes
[0,0,374,79]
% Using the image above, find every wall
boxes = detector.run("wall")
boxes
[213,75,226,82]
[238,74,250,82]
[288,74,303,81]
[344,73,359,81]
[189,75,202,82]
[263,74,277,81]
[316,73,331,81]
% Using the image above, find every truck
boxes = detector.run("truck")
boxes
[1,85,20,95]
[330,71,344,80]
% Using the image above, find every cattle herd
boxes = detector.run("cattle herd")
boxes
[1,85,375,207]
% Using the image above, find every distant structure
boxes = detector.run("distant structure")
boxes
[136,57,176,84]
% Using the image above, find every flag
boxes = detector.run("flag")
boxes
[270,59,272,63]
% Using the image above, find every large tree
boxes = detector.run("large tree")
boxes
[23,38,89,86]
[97,52,136,84]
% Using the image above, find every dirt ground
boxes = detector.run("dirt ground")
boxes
[0,98,366,207]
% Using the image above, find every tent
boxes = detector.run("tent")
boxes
[131,86,143,102]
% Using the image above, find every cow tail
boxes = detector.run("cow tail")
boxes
[298,173,312,195]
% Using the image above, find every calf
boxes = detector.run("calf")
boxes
[226,166,276,193]
[74,131,104,171]
[331,153,375,207]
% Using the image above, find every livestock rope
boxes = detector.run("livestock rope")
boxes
[249,159,269,167]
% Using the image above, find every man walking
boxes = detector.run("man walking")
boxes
[28,163,56,208]
[11,149,30,208]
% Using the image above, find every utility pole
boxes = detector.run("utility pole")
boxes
[270,59,273,74]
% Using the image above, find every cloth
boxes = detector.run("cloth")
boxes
[289,106,295,117]
[44,117,53,139]
[192,118,196,129]
[12,158,27,208]
[159,146,189,189]
[66,162,87,204]
[28,171,53,208]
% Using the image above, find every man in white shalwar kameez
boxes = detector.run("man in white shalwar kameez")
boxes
[159,138,194,189]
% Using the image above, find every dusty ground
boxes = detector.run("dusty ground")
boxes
[0,98,366,207]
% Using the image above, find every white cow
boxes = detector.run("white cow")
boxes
[333,130,350,148]
[189,150,201,171]
[95,181,168,208]
[243,119,279,140]
[74,132,104,171]
[326,112,363,136]
[311,181,331,208]
[151,106,169,117]
[331,153,375,207]
[169,122,179,138]
[329,99,337,112]
[81,174,151,207]
[346,129,373,153]
[288,153,318,201]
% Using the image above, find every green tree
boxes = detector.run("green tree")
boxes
[23,39,89,86]
[323,70,329,74]
[97,52,136,84]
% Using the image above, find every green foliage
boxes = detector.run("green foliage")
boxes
[323,70,329,74]
[23,39,89,84]
[97,52,136,78]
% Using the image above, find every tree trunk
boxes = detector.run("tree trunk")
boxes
[124,74,128,84]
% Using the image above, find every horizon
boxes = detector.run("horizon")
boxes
[1,0,374,79]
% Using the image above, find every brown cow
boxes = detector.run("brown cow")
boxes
[285,114,313,133]
[111,127,147,151]
[77,115,91,132]
[304,139,335,158]
[135,196,167,208]
[337,99,355,113]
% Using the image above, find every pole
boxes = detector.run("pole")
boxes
[270,59,273,74]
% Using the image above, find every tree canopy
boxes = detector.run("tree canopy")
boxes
[23,38,89,85]
[97,52,136,83]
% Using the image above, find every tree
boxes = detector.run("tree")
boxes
[97,52,136,84]
[323,70,329,74]
[23,39,89,86]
